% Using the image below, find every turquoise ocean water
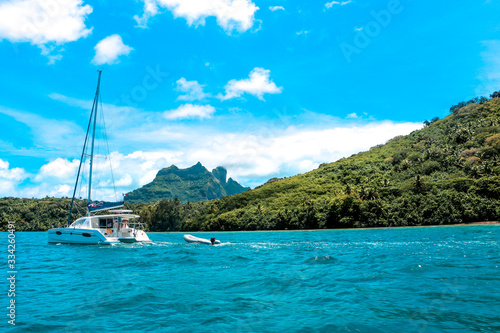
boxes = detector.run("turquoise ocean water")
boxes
[5,225,500,332]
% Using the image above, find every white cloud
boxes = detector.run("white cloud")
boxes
[14,182,74,198]
[218,67,283,101]
[122,151,182,186]
[49,92,91,108]
[115,174,133,187]
[48,92,139,123]
[0,0,92,62]
[53,184,72,197]
[164,104,216,120]
[325,0,352,9]
[354,27,363,32]
[134,0,259,33]
[0,159,28,197]
[346,113,358,118]
[0,150,172,200]
[91,34,133,65]
[4,117,422,198]
[9,93,424,197]
[476,40,500,96]
[34,158,79,182]
[15,150,181,200]
[49,92,192,145]
[176,78,211,101]
[269,6,284,11]
[179,120,422,187]
[0,106,84,153]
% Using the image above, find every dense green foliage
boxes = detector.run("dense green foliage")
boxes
[174,96,500,230]
[1,95,499,232]
[448,91,499,114]
[126,162,248,203]
[0,197,86,231]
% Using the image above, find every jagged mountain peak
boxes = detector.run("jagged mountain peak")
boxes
[126,163,249,203]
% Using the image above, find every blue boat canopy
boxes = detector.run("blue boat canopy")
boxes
[88,201,124,213]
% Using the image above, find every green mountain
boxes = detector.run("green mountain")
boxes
[125,162,249,203]
[168,95,500,231]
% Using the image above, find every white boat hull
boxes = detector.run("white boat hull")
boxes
[48,228,111,245]
[183,234,220,245]
[118,230,150,243]
[48,228,151,245]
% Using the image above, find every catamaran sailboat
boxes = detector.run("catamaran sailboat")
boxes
[48,71,151,245]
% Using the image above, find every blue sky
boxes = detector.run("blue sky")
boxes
[0,0,499,199]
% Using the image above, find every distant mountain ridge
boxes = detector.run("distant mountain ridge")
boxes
[125,162,249,203]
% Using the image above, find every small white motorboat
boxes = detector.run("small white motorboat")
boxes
[183,234,220,245]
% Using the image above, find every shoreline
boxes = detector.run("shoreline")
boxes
[6,221,499,233]
[156,221,500,233]
[446,221,499,226]
[345,221,500,231]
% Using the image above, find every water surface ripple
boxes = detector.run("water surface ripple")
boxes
[7,225,500,332]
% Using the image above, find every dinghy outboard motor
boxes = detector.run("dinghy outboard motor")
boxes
[210,237,216,245]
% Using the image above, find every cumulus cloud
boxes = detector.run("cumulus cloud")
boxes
[91,34,133,65]
[4,117,422,198]
[176,78,211,101]
[325,0,352,9]
[0,0,92,62]
[0,150,177,200]
[34,158,79,182]
[218,67,283,101]
[122,151,183,185]
[134,0,259,33]
[269,6,284,11]
[180,121,422,187]
[0,159,28,197]
[14,150,180,200]
[164,104,216,120]
[15,182,74,199]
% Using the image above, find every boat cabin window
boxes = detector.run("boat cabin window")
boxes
[71,218,88,228]
[99,218,114,229]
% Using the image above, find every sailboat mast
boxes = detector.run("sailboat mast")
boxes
[87,70,102,212]
[67,71,102,225]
